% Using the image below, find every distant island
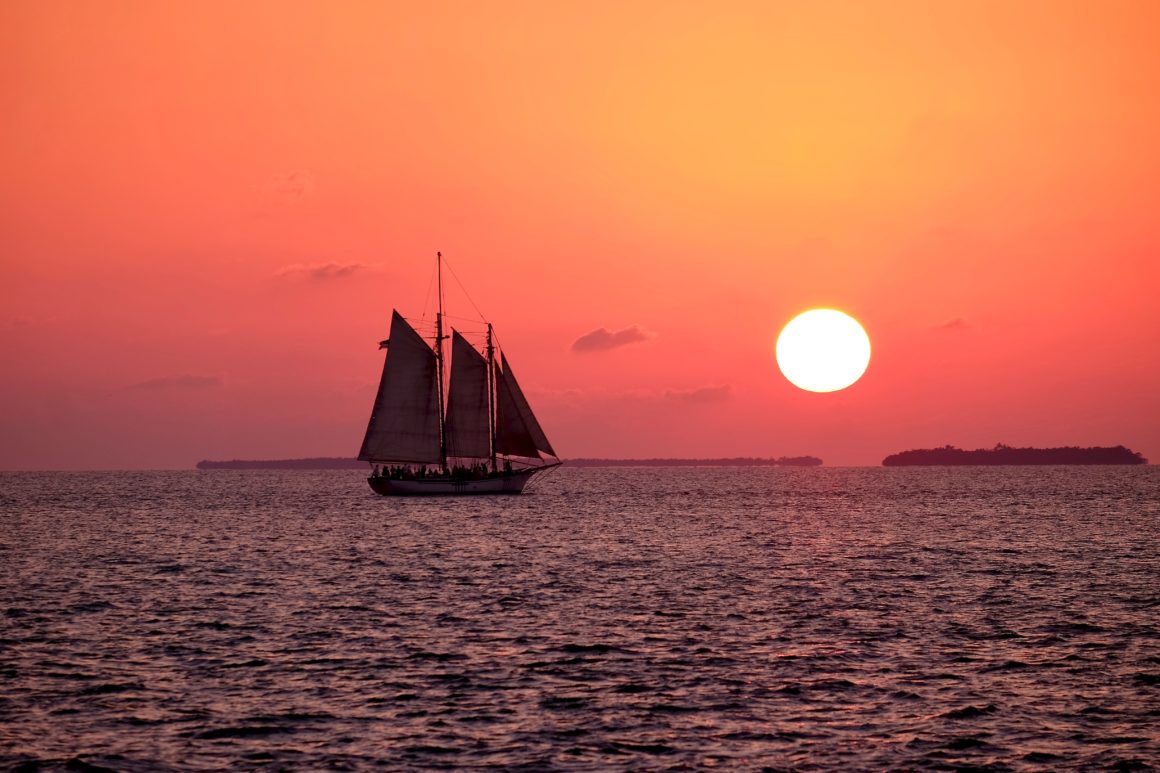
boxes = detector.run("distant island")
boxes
[197,457,366,470]
[882,444,1147,466]
[565,456,823,467]
[196,456,823,470]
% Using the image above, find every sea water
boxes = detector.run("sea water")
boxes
[1,467,1157,770]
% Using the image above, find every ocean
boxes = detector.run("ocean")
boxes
[1,467,1157,771]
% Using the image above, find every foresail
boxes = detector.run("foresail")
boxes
[495,353,556,458]
[358,311,442,463]
[444,331,491,459]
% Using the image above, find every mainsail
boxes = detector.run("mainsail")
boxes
[443,330,491,459]
[358,311,442,463]
[495,353,556,458]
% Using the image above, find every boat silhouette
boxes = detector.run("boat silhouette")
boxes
[358,253,560,495]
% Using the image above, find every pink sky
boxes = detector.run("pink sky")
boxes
[2,2,1158,469]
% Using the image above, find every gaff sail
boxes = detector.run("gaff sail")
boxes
[495,353,557,458]
[357,311,442,463]
[444,330,491,459]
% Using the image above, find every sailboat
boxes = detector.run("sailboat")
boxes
[358,253,560,495]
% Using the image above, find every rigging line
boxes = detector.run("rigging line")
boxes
[419,260,437,326]
[524,463,561,493]
[403,317,437,333]
[489,328,508,360]
[441,255,488,322]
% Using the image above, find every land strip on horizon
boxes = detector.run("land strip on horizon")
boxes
[194,456,824,469]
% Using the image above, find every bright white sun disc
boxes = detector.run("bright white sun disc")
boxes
[776,309,871,393]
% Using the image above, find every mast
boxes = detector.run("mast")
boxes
[434,251,448,471]
[486,323,497,472]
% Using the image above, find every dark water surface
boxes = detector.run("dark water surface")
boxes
[1,467,1158,771]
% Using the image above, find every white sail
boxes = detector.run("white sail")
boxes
[358,311,442,463]
[444,330,491,459]
[495,353,556,458]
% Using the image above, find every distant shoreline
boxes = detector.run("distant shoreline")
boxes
[564,457,823,467]
[194,447,1151,470]
[196,458,365,470]
[882,445,1147,466]
[195,456,824,470]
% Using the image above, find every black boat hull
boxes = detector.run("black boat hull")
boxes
[367,466,552,496]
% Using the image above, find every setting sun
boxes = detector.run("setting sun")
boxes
[776,309,871,393]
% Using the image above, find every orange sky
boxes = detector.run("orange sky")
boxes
[2,1,1158,469]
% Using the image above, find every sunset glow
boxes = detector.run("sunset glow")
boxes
[1,3,1158,468]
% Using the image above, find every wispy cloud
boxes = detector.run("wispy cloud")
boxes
[941,317,972,331]
[264,170,315,201]
[126,375,223,391]
[664,384,732,404]
[571,324,654,353]
[276,262,371,281]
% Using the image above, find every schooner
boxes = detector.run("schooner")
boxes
[358,253,560,495]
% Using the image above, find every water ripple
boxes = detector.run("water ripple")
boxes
[1,466,1158,770]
